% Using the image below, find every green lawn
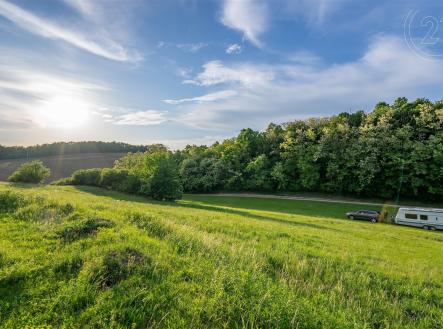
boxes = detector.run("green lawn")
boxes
[0,184,442,328]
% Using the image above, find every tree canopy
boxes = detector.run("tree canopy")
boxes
[176,98,443,201]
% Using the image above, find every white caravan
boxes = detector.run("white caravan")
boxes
[394,208,443,230]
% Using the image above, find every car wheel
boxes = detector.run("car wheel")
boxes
[349,215,354,220]
[370,218,377,223]
[430,226,436,231]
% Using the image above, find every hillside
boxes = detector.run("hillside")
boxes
[0,184,442,328]
[0,153,125,182]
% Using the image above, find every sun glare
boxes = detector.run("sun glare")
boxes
[36,96,91,128]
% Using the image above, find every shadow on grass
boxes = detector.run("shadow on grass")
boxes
[179,201,342,232]
[73,186,340,232]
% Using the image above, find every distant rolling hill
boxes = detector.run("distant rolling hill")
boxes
[0,152,126,182]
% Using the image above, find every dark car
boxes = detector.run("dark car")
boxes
[346,210,380,223]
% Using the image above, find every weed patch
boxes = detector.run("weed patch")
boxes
[90,248,150,288]
[56,217,114,243]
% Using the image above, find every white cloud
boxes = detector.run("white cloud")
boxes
[184,60,275,87]
[226,43,242,54]
[111,110,168,126]
[175,36,443,130]
[0,0,141,62]
[175,67,193,78]
[177,42,208,53]
[163,90,237,104]
[221,0,268,47]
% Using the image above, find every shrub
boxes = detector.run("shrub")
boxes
[8,160,50,184]
[0,190,27,213]
[71,168,102,186]
[100,168,140,193]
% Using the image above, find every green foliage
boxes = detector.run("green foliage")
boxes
[64,151,183,201]
[116,151,183,200]
[0,184,442,328]
[71,168,102,186]
[0,190,27,213]
[7,160,50,183]
[177,98,443,201]
[149,156,183,200]
[99,168,140,194]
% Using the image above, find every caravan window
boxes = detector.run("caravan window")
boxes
[405,213,418,220]
[420,215,428,220]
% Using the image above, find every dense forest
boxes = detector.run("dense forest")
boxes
[175,97,443,201]
[0,141,153,160]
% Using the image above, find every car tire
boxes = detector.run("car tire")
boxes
[349,215,354,220]
[370,218,377,223]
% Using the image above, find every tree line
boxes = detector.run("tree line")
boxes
[0,141,157,160]
[175,97,443,201]
[7,97,443,202]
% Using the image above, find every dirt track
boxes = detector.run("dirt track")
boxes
[193,193,416,208]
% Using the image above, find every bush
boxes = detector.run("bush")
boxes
[8,160,50,184]
[71,168,102,186]
[0,190,27,213]
[100,169,140,194]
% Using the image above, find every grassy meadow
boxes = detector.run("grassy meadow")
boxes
[0,183,442,328]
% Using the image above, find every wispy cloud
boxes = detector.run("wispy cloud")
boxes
[110,110,168,126]
[163,90,237,104]
[183,60,275,87]
[282,0,350,25]
[0,0,141,62]
[221,0,268,47]
[226,43,242,54]
[176,36,443,130]
[219,0,349,47]
[177,42,208,53]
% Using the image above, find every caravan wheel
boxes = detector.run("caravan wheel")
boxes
[429,226,437,231]
[423,226,429,230]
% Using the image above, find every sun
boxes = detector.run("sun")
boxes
[36,96,91,128]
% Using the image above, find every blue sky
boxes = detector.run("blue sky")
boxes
[1,0,443,148]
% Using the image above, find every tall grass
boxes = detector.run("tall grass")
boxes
[0,184,442,328]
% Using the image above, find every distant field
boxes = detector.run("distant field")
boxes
[0,152,126,182]
[0,183,441,328]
